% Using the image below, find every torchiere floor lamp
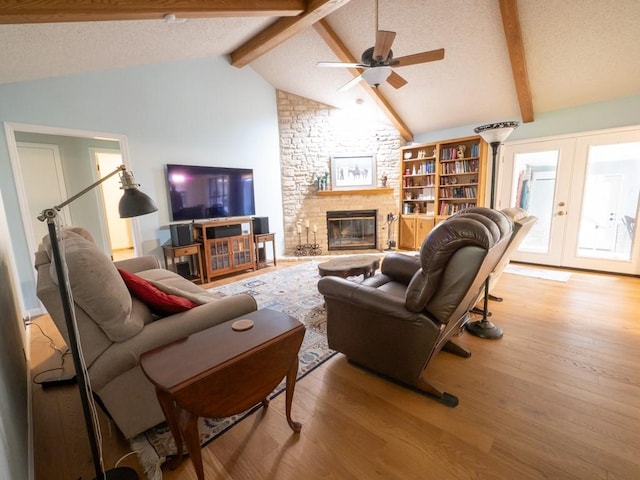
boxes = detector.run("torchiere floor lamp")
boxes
[38,165,157,480]
[465,121,519,339]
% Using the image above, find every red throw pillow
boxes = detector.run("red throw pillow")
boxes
[117,269,198,316]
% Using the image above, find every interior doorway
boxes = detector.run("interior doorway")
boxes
[499,127,640,275]
[92,148,134,260]
[6,123,138,267]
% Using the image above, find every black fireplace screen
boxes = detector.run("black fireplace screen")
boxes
[326,210,377,250]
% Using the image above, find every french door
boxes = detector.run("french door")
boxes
[499,128,640,275]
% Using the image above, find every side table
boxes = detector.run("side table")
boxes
[254,232,277,269]
[140,309,305,480]
[162,243,204,284]
[318,255,381,280]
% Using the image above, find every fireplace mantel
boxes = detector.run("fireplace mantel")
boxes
[316,188,394,196]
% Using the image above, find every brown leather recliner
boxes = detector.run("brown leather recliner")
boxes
[317,207,513,406]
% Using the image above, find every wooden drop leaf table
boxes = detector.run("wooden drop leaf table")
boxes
[140,309,305,480]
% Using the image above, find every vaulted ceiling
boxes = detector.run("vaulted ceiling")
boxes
[1,0,639,142]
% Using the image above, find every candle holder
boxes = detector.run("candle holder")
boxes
[294,226,322,256]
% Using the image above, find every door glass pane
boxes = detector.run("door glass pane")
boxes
[510,150,559,254]
[576,142,640,260]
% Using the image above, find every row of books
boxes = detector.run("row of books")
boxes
[439,186,477,199]
[404,160,436,175]
[440,143,480,160]
[440,160,479,175]
[438,201,477,215]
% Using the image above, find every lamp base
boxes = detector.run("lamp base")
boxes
[465,319,503,339]
[96,467,139,480]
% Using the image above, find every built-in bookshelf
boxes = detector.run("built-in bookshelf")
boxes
[437,138,484,216]
[398,135,487,249]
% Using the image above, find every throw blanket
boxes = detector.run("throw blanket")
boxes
[144,278,222,305]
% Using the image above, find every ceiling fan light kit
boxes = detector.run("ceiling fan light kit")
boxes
[318,0,445,92]
[362,66,392,87]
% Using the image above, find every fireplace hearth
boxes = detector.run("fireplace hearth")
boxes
[326,210,377,250]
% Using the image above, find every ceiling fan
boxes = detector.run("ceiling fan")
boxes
[317,0,445,92]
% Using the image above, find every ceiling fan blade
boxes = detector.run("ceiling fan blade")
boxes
[393,48,445,67]
[372,30,396,61]
[337,74,365,93]
[318,61,364,68]
[386,71,408,89]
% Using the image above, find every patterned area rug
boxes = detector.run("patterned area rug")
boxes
[130,260,334,480]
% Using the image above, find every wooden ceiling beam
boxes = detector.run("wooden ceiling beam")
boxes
[498,0,534,123]
[230,0,352,68]
[313,19,414,142]
[0,0,306,24]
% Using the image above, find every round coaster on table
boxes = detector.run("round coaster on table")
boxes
[232,319,254,331]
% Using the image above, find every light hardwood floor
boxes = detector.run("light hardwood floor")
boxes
[29,261,640,480]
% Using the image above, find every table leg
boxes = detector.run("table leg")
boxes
[178,408,205,480]
[156,389,185,469]
[285,357,302,433]
[271,238,277,266]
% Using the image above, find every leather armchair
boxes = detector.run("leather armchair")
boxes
[318,208,512,406]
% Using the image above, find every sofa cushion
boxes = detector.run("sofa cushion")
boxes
[42,228,141,342]
[118,269,198,316]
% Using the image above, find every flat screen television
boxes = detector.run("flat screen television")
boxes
[166,164,255,221]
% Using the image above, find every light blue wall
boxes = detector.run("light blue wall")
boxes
[0,188,29,480]
[0,56,282,312]
[413,94,640,144]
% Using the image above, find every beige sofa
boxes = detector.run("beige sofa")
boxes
[34,227,257,438]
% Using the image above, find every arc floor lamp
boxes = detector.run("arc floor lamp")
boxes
[465,121,519,339]
[38,165,157,480]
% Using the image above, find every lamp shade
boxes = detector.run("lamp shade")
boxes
[474,121,520,144]
[118,170,158,218]
[118,189,158,218]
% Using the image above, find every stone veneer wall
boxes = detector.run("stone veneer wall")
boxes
[277,90,405,255]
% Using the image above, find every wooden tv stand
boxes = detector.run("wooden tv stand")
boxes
[192,217,255,283]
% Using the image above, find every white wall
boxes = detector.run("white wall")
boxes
[0,56,282,312]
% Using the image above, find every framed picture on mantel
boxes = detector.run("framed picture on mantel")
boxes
[331,155,376,190]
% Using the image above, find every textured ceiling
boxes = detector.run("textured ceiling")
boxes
[1,0,639,137]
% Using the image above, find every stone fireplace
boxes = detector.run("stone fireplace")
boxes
[277,90,404,256]
[326,210,377,250]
